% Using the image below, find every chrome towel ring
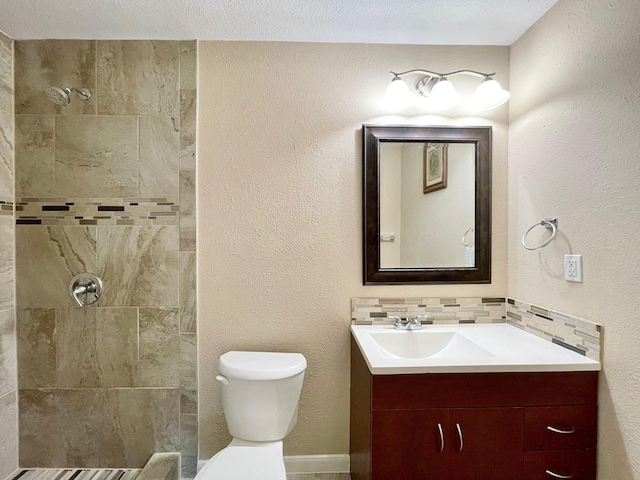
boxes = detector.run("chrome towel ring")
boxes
[522,217,558,250]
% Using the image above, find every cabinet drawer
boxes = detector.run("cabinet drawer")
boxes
[524,450,595,480]
[525,406,597,451]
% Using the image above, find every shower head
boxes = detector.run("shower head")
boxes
[45,86,91,107]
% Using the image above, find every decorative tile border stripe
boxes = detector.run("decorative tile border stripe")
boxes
[8,469,141,480]
[506,298,602,362]
[351,297,506,325]
[15,198,179,226]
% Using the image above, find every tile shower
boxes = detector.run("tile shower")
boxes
[8,40,197,477]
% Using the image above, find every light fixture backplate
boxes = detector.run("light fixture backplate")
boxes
[415,76,439,98]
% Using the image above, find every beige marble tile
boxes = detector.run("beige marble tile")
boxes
[179,333,197,415]
[101,388,180,468]
[16,226,97,308]
[98,226,179,307]
[179,42,196,91]
[180,414,197,479]
[139,452,180,480]
[179,170,196,252]
[0,109,14,200]
[0,32,12,114]
[179,90,196,170]
[139,116,179,198]
[55,115,138,197]
[15,115,55,197]
[15,40,96,115]
[0,309,16,396]
[16,308,56,389]
[98,41,179,116]
[56,308,138,388]
[0,390,18,479]
[19,389,104,467]
[0,225,14,309]
[139,308,180,387]
[179,252,196,333]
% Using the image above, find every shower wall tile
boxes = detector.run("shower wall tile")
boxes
[0,309,16,396]
[179,333,197,415]
[56,308,138,388]
[55,116,138,197]
[19,388,105,467]
[180,414,198,479]
[16,308,56,389]
[97,41,179,116]
[0,391,18,480]
[98,226,179,307]
[179,169,196,251]
[15,115,55,197]
[139,116,179,198]
[16,226,97,308]
[139,308,180,387]
[179,41,197,91]
[179,89,197,169]
[20,388,180,468]
[14,40,97,115]
[0,33,12,113]
[0,109,14,199]
[17,308,139,388]
[14,38,197,472]
[179,252,197,333]
[100,388,180,468]
[0,225,14,308]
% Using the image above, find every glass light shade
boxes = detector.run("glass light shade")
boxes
[471,78,510,111]
[421,78,462,111]
[380,77,415,111]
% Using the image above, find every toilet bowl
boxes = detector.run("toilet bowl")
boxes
[195,351,307,480]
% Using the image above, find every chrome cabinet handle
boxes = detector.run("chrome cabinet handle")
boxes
[547,425,575,434]
[545,469,574,479]
[437,423,444,452]
[456,423,464,452]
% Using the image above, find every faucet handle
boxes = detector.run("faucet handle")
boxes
[416,314,430,324]
[389,315,404,329]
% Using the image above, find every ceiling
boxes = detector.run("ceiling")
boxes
[0,0,558,45]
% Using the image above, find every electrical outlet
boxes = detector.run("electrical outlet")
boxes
[564,254,583,282]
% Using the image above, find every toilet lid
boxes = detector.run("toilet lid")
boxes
[219,351,307,381]
[196,446,286,480]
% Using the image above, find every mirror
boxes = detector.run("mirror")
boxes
[363,125,492,284]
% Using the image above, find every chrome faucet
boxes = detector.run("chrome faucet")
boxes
[390,315,428,330]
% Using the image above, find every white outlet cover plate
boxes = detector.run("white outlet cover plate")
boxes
[564,254,583,282]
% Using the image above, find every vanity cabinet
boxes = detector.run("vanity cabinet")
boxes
[350,338,598,480]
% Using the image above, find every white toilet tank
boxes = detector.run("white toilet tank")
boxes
[218,351,307,442]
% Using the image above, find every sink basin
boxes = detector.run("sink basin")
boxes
[351,324,602,374]
[370,331,494,359]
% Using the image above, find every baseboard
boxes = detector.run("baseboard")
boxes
[197,454,350,474]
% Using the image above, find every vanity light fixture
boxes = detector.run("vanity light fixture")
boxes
[381,69,510,112]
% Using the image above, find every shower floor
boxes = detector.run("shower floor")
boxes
[8,469,141,480]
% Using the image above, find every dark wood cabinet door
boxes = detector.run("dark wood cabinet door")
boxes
[372,409,451,480]
[449,407,524,480]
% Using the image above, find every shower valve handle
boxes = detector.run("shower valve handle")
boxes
[69,273,103,307]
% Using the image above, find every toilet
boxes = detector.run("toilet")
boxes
[196,351,307,480]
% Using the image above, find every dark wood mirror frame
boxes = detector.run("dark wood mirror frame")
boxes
[363,125,492,284]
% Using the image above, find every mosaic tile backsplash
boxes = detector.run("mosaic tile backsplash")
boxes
[506,298,601,362]
[352,297,603,361]
[351,297,507,325]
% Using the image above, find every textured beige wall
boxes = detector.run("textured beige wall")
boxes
[509,0,640,477]
[197,41,509,457]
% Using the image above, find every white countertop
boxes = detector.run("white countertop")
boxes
[351,323,601,375]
